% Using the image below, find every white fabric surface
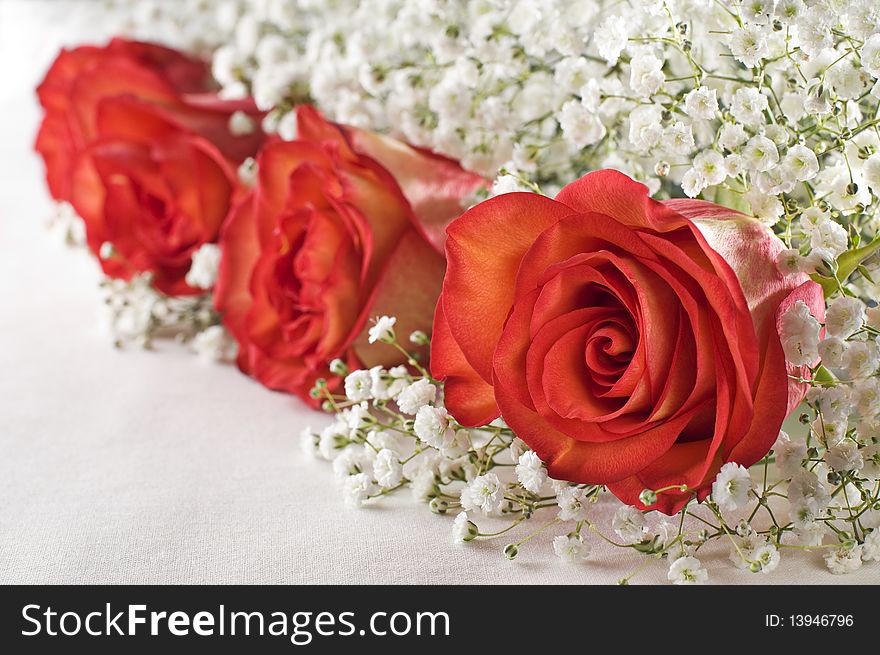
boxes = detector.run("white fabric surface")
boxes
[1,0,877,585]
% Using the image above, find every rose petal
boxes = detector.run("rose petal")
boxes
[215,195,259,338]
[351,227,447,368]
[442,193,575,385]
[494,377,693,483]
[431,297,500,425]
[555,169,685,231]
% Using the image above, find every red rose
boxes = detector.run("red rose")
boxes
[214,106,485,404]
[37,38,210,202]
[35,38,264,295]
[432,170,825,514]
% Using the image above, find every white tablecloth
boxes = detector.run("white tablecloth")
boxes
[1,0,877,585]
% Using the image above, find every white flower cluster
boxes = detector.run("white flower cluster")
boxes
[301,317,880,583]
[98,273,229,359]
[47,201,86,248]
[111,0,242,57]
[192,0,880,240]
[777,289,880,577]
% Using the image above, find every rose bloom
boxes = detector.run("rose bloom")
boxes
[214,106,485,404]
[432,170,824,514]
[35,38,264,295]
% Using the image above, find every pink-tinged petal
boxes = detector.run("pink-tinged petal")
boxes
[343,127,486,252]
[678,205,822,439]
[442,192,575,383]
[431,298,500,426]
[685,207,795,338]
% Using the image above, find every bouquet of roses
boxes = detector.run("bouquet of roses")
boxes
[34,0,880,583]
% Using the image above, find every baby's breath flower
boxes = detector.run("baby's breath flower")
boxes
[750,542,781,574]
[460,473,504,515]
[825,440,864,472]
[553,534,591,562]
[727,25,770,68]
[515,451,547,494]
[396,378,437,415]
[667,555,708,584]
[825,297,866,339]
[712,462,754,513]
[783,144,820,182]
[773,431,807,477]
[374,449,404,488]
[788,470,832,527]
[861,443,880,481]
[794,521,826,548]
[683,86,718,120]
[744,187,783,225]
[743,135,779,172]
[862,530,880,561]
[779,300,822,366]
[368,315,397,344]
[810,218,849,258]
[843,342,880,379]
[343,473,375,507]
[344,370,373,402]
[333,446,367,480]
[824,544,864,574]
[612,505,648,544]
[228,110,256,136]
[299,427,319,459]
[413,405,454,448]
[776,248,803,275]
[730,87,769,126]
[185,243,221,290]
[453,512,478,543]
[556,486,589,522]
[818,337,848,369]
[192,325,233,362]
